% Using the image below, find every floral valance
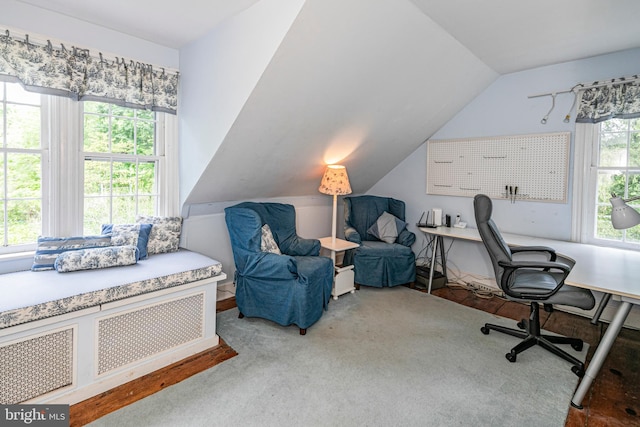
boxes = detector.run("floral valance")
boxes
[0,31,178,114]
[576,78,640,123]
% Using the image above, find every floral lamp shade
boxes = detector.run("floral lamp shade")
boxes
[319,165,352,196]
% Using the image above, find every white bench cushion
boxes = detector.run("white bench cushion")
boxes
[0,249,223,329]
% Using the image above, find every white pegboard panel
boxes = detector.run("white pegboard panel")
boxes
[427,132,570,202]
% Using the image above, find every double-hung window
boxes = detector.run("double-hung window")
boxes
[0,82,43,253]
[83,102,160,234]
[578,118,640,249]
[0,82,177,254]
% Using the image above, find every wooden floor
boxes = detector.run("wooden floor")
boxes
[71,287,639,426]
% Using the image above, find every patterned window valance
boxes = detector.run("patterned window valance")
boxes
[576,77,640,123]
[0,30,178,114]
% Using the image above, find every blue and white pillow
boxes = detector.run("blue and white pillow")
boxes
[135,215,182,255]
[367,211,407,244]
[54,245,138,273]
[101,223,152,260]
[32,234,113,271]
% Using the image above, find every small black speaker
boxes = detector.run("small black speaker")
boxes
[445,214,451,227]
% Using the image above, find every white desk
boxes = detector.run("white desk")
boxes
[419,226,640,408]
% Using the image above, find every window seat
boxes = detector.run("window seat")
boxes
[0,249,226,405]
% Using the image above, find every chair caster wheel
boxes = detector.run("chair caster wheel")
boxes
[506,352,517,363]
[571,365,585,377]
[480,326,490,335]
[571,342,584,351]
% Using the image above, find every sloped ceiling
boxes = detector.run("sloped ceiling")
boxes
[181,0,497,207]
[13,0,640,210]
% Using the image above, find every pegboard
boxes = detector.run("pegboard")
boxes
[427,132,570,202]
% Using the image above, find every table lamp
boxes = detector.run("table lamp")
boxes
[319,165,352,244]
[610,194,640,229]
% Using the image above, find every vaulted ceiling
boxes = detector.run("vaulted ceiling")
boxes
[14,0,640,208]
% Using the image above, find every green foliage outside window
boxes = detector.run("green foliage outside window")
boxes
[595,118,640,244]
[83,102,158,235]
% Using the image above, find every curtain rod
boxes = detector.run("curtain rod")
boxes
[528,74,640,99]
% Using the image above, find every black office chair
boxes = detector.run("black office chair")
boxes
[473,194,595,376]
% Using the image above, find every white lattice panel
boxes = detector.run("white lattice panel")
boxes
[0,327,74,404]
[97,293,204,375]
[427,132,570,202]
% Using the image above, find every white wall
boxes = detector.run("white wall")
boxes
[369,48,640,325]
[178,0,305,209]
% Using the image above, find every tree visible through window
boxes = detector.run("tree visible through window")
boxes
[594,118,640,244]
[83,102,159,234]
[0,82,42,247]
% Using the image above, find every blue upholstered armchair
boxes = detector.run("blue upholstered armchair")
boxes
[224,202,334,335]
[343,195,416,288]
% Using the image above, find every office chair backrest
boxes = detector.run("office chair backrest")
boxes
[473,194,513,290]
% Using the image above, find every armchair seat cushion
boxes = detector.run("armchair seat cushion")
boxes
[359,240,414,257]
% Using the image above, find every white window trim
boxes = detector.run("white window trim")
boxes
[573,121,640,250]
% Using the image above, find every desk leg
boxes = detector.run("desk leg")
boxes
[428,236,438,294]
[571,300,633,408]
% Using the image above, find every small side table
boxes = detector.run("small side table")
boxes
[319,237,360,300]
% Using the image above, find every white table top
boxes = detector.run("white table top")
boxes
[419,226,640,301]
[319,237,360,252]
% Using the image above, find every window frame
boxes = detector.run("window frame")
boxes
[574,120,640,250]
[0,86,179,255]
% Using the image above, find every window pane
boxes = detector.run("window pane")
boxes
[6,104,41,149]
[6,83,40,105]
[7,200,40,245]
[84,101,109,115]
[111,105,134,118]
[112,161,136,195]
[84,197,110,235]
[137,120,155,155]
[0,153,4,199]
[596,204,621,240]
[84,114,110,152]
[601,118,628,133]
[7,153,41,198]
[112,117,135,154]
[0,201,4,244]
[137,195,156,216]
[84,160,112,196]
[138,162,156,194]
[631,132,640,167]
[596,170,623,203]
[112,196,136,223]
[599,132,627,167]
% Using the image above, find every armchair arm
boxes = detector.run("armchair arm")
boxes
[344,226,361,244]
[240,252,300,280]
[283,236,320,256]
[397,228,416,247]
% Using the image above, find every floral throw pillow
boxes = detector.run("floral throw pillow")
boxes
[54,245,138,273]
[136,215,182,255]
[260,224,281,254]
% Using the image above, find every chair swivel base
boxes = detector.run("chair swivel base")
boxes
[238,312,307,335]
[480,302,586,377]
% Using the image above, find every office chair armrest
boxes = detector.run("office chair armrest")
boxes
[344,226,362,244]
[509,245,557,261]
[499,259,571,274]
